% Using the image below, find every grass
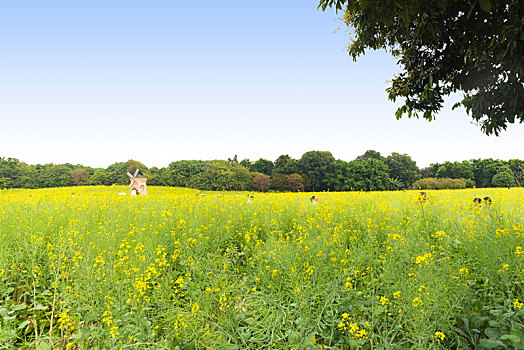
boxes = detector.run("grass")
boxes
[0,186,523,349]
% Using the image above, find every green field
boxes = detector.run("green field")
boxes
[0,186,523,349]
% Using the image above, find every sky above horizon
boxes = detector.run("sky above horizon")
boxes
[1,0,523,169]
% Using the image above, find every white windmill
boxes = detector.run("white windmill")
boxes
[127,169,148,196]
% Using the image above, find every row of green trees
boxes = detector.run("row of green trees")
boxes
[1,152,523,192]
[419,159,524,189]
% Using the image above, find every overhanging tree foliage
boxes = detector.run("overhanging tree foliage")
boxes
[319,0,524,135]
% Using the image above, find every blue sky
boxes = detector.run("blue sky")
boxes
[1,0,523,168]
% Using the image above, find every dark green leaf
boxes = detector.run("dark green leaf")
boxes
[479,339,507,349]
[478,0,491,12]
[500,334,521,344]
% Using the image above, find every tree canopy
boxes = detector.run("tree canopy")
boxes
[355,150,385,162]
[298,151,336,191]
[319,0,524,135]
[273,155,299,175]
[386,153,420,188]
[435,161,475,180]
[491,165,516,187]
[2,152,524,191]
[251,158,274,176]
[188,160,254,191]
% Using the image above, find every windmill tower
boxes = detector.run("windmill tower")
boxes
[128,169,148,196]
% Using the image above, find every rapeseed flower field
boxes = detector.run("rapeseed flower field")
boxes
[0,186,523,349]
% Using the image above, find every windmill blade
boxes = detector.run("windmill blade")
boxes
[133,169,139,177]
[135,179,143,187]
[127,172,134,178]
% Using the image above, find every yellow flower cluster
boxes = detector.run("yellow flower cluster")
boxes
[338,313,369,340]
[0,185,522,347]
[412,297,423,308]
[516,246,523,256]
[414,252,433,266]
[57,309,75,333]
[434,331,445,342]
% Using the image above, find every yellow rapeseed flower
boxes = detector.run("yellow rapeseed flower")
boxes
[412,297,423,307]
[434,331,445,342]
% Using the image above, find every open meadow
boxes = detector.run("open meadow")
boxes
[0,186,523,349]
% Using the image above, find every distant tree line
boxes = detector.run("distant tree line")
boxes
[1,152,523,192]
